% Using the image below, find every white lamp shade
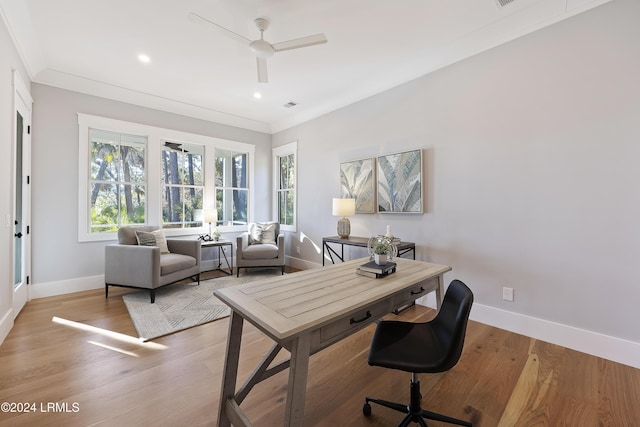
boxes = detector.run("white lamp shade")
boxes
[203,208,218,224]
[332,198,355,217]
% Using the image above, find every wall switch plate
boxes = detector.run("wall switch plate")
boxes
[503,287,514,302]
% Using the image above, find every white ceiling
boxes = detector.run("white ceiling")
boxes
[1,0,609,134]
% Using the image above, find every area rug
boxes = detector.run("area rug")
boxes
[123,270,283,341]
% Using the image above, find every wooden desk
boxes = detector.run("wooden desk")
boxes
[322,235,416,265]
[214,257,451,426]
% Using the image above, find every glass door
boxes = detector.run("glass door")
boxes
[13,73,31,318]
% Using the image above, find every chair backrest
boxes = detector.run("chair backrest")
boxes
[117,225,158,245]
[431,279,474,371]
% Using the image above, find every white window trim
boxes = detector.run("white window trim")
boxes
[78,113,255,242]
[272,141,297,233]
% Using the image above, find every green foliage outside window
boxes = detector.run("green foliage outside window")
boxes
[89,129,146,232]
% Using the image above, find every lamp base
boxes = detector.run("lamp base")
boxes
[337,217,351,239]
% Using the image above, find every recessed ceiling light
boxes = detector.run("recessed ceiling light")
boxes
[138,54,151,63]
[253,92,262,99]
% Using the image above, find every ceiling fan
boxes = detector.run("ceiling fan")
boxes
[189,12,327,83]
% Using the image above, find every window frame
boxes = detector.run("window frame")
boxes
[161,141,205,230]
[272,141,297,233]
[87,128,147,234]
[215,148,251,228]
[78,114,255,242]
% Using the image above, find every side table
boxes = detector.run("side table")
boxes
[201,240,233,275]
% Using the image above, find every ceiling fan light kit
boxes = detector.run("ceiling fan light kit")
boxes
[189,12,327,83]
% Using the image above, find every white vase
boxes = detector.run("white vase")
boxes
[374,253,387,265]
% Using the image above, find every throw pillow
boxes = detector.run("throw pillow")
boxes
[248,222,277,245]
[135,230,156,247]
[135,229,170,254]
[152,229,170,254]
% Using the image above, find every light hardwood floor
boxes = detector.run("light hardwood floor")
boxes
[1,268,639,426]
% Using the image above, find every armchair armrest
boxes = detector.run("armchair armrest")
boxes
[237,232,250,256]
[105,244,161,287]
[277,233,285,258]
[167,239,201,266]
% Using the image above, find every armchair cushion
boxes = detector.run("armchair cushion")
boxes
[160,253,197,275]
[242,243,279,260]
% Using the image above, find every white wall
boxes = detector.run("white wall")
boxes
[0,12,32,342]
[274,0,640,366]
[29,84,272,295]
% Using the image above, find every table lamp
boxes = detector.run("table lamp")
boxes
[203,208,218,240]
[332,198,355,239]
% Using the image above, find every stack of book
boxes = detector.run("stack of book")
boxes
[356,261,397,278]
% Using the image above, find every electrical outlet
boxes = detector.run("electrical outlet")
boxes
[502,287,514,302]
[296,246,300,255]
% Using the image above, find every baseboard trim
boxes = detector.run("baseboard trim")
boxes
[0,309,14,345]
[31,275,104,299]
[287,256,322,271]
[418,298,639,369]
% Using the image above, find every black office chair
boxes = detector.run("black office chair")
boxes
[363,279,474,427]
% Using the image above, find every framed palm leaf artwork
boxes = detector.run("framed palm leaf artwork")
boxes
[340,158,375,213]
[377,149,423,213]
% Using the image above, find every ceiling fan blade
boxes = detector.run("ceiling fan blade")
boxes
[257,57,268,83]
[272,33,327,52]
[188,12,251,45]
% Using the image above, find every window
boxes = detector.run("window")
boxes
[78,114,255,241]
[273,142,297,232]
[88,129,146,233]
[215,148,249,226]
[161,142,204,229]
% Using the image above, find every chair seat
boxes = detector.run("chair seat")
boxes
[368,321,447,373]
[160,253,197,275]
[241,243,279,260]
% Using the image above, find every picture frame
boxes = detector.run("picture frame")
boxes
[340,158,375,214]
[377,149,423,213]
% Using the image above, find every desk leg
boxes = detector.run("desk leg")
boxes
[284,333,311,427]
[218,311,244,427]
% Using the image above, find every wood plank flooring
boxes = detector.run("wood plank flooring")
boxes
[1,268,639,426]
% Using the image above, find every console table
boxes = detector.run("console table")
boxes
[322,235,416,265]
[214,257,451,426]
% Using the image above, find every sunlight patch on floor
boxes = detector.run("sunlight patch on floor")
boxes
[52,316,168,350]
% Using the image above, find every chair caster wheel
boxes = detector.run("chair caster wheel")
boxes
[363,402,372,417]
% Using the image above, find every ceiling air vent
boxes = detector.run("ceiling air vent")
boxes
[283,101,297,108]
[495,0,518,8]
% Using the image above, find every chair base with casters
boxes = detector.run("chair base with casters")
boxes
[363,373,471,427]
[362,279,474,427]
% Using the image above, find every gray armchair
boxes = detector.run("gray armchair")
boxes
[105,226,201,303]
[236,222,285,277]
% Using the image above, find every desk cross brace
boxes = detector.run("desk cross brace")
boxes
[235,343,290,405]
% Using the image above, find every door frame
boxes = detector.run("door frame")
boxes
[12,70,32,318]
